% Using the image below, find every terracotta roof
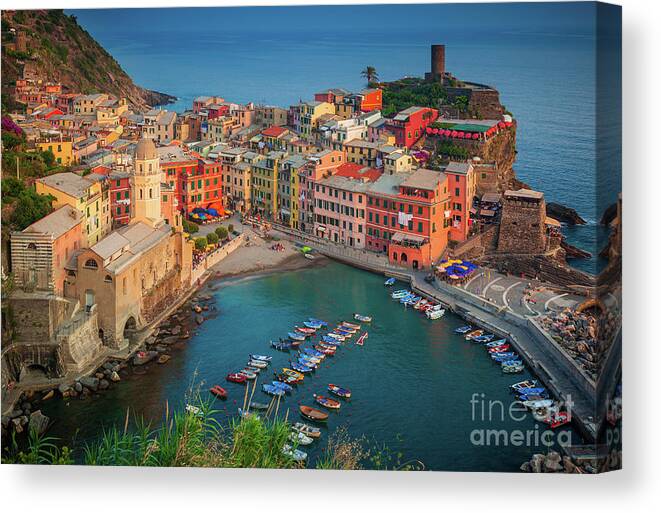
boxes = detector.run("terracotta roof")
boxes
[261,125,288,138]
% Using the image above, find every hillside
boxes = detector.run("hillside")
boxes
[1,9,175,112]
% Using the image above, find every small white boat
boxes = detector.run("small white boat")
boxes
[292,422,321,438]
[425,304,446,319]
[238,369,257,380]
[353,313,372,323]
[521,399,554,410]
[391,289,411,299]
[282,444,307,462]
[288,431,314,446]
[304,253,315,260]
[248,359,268,368]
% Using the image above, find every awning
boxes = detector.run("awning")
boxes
[391,232,426,244]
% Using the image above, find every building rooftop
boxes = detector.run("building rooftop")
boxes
[262,125,289,138]
[37,172,93,198]
[367,173,409,197]
[445,162,473,175]
[400,168,445,191]
[393,106,427,121]
[504,189,544,201]
[22,204,82,239]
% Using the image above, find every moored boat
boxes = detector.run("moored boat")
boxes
[238,369,257,380]
[510,380,539,392]
[250,354,272,362]
[275,373,301,385]
[465,329,483,340]
[247,359,268,369]
[290,362,313,373]
[288,332,306,341]
[328,383,351,398]
[292,422,321,438]
[271,340,292,351]
[282,368,305,380]
[454,325,472,334]
[271,381,293,393]
[308,317,328,327]
[262,383,286,397]
[295,326,316,335]
[226,373,248,384]
[342,321,361,330]
[485,339,508,348]
[314,394,341,409]
[425,305,445,320]
[303,321,323,329]
[384,277,396,286]
[288,431,314,446]
[391,289,411,299]
[210,385,227,399]
[300,405,329,422]
[488,344,510,353]
[356,331,368,346]
[249,401,270,411]
[282,444,307,462]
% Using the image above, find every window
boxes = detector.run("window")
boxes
[417,222,423,233]
[104,274,112,283]
[84,258,98,269]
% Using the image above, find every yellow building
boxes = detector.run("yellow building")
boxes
[36,172,111,246]
[299,101,335,138]
[36,139,74,166]
[251,151,285,219]
[343,139,381,167]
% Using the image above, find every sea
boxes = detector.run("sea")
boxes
[70,3,621,275]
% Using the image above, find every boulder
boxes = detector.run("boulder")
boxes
[80,376,99,391]
[519,461,532,473]
[531,453,545,473]
[103,362,115,371]
[58,383,71,395]
[110,371,121,382]
[133,351,158,366]
[157,354,171,364]
[74,381,83,393]
[42,390,55,401]
[99,379,110,390]
[12,417,23,434]
[9,409,23,419]
[546,202,587,225]
[28,410,50,435]
[95,372,105,380]
[544,452,563,472]
[562,456,576,473]
[171,325,182,336]
[195,315,204,325]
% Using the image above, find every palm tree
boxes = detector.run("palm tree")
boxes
[361,66,379,86]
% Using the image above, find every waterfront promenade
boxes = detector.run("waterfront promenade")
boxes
[270,223,616,443]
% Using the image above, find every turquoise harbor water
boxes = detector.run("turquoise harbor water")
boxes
[42,262,577,471]
[72,3,621,275]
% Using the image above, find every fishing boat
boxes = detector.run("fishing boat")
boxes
[301,348,325,358]
[472,334,495,343]
[398,293,416,303]
[465,329,484,340]
[271,381,293,393]
[275,373,301,385]
[485,339,508,348]
[249,401,270,411]
[288,431,314,446]
[384,277,396,286]
[262,384,286,397]
[238,369,257,380]
[520,399,554,410]
[315,345,336,356]
[391,289,411,299]
[248,359,268,369]
[271,340,292,351]
[308,317,328,327]
[353,314,372,322]
[298,354,321,365]
[299,405,329,422]
[296,358,318,370]
[488,344,510,353]
[249,354,272,362]
[282,444,307,462]
[244,364,261,374]
[514,386,546,397]
[288,332,306,341]
[325,333,345,341]
[544,410,571,429]
[282,368,305,380]
[314,394,341,409]
[490,353,519,362]
[295,326,316,335]
[328,383,351,398]
[426,304,446,320]
[454,325,473,334]
[502,364,525,374]
[304,320,323,329]
[356,331,368,346]
[209,385,227,399]
[501,359,523,367]
[226,373,248,384]
[413,299,428,310]
[342,321,361,330]
[292,422,321,438]
[510,380,539,392]
[290,362,314,373]
[336,325,356,334]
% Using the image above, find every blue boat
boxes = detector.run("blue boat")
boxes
[491,353,520,362]
[290,362,313,373]
[303,321,323,329]
[322,336,342,345]
[501,359,523,367]
[454,326,472,334]
[485,339,508,348]
[308,317,328,327]
[271,340,291,351]
[472,334,495,343]
[296,358,317,369]
[271,381,293,393]
[301,348,324,358]
[335,328,353,336]
[384,277,396,286]
[262,384,286,397]
[515,387,546,396]
[288,332,306,341]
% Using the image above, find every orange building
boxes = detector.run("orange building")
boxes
[366,168,450,269]
[444,161,477,242]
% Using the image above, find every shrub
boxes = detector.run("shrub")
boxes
[215,226,228,240]
[194,237,207,251]
[206,232,219,245]
[227,223,234,234]
[182,219,199,234]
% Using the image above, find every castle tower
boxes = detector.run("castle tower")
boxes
[497,189,547,254]
[431,44,445,81]
[131,137,162,227]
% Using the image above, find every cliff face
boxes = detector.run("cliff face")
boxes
[1,10,175,112]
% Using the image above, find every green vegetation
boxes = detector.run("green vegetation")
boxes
[2,393,420,470]
[436,141,470,160]
[215,226,228,241]
[1,178,55,231]
[227,223,235,234]
[182,218,199,234]
[194,237,208,251]
[206,232,219,245]
[381,78,447,117]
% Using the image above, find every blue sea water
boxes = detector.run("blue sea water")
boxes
[71,3,621,273]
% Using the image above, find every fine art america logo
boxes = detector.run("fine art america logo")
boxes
[469,393,574,448]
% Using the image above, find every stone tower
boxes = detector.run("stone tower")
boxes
[431,44,445,80]
[131,137,162,227]
[497,189,547,254]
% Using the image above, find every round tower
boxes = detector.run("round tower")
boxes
[131,137,162,226]
[431,44,445,81]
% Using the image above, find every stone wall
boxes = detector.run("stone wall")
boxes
[445,85,505,120]
[497,195,547,254]
[142,267,184,325]
[449,225,499,260]
[56,306,105,373]
[8,294,75,344]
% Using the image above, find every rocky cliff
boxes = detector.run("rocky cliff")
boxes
[1,9,176,112]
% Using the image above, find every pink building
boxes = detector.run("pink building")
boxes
[298,149,345,233]
[313,163,381,248]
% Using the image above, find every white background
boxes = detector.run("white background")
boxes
[1,0,658,510]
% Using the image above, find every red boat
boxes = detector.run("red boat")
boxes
[226,373,247,384]
[314,345,336,355]
[210,385,227,399]
[488,344,510,353]
[544,411,570,429]
[295,326,316,335]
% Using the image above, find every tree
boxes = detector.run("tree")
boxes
[216,226,229,240]
[206,232,219,245]
[10,189,55,231]
[228,223,234,234]
[182,219,199,234]
[194,237,208,251]
[361,66,379,86]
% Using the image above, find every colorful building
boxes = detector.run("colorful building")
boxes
[313,163,381,248]
[385,106,439,148]
[298,149,345,232]
[251,151,285,218]
[35,137,74,166]
[366,168,450,269]
[36,172,111,246]
[444,161,477,242]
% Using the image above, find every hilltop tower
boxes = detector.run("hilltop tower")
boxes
[131,137,162,227]
[431,44,445,80]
